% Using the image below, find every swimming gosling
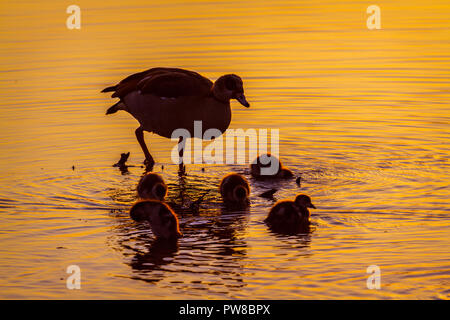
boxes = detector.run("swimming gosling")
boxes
[219,173,250,206]
[250,153,293,179]
[130,200,182,240]
[102,67,250,169]
[137,172,168,201]
[265,194,316,230]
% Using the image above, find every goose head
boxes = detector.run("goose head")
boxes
[213,74,250,107]
[130,200,182,240]
[137,172,168,201]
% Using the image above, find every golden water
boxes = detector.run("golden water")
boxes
[0,0,449,299]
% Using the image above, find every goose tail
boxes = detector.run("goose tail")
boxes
[101,85,117,93]
[106,101,125,115]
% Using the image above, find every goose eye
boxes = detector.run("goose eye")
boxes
[225,77,237,91]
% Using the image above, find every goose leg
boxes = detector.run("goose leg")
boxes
[178,136,186,174]
[135,126,154,169]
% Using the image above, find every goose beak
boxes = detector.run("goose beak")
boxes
[236,94,250,108]
[308,203,316,209]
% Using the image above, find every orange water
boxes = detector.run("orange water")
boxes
[0,0,449,299]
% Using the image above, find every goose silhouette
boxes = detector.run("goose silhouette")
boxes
[102,67,250,171]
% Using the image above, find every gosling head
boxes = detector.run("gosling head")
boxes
[219,173,250,206]
[213,74,250,108]
[130,200,182,240]
[233,185,249,204]
[294,194,316,210]
[137,172,167,201]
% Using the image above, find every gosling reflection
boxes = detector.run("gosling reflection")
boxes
[129,237,179,280]
[182,205,248,289]
[217,204,250,239]
[269,228,313,257]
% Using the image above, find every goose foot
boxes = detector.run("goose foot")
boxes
[144,158,155,172]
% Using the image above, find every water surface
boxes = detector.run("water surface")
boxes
[0,0,449,299]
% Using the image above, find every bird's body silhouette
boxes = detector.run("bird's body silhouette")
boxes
[103,67,250,170]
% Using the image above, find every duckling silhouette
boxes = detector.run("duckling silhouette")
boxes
[136,172,168,201]
[219,173,250,207]
[265,194,316,234]
[130,200,182,240]
[250,153,294,179]
[102,68,250,171]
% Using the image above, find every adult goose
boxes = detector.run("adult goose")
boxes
[102,67,250,170]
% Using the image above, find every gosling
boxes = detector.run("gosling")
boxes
[250,153,293,179]
[130,200,182,240]
[265,194,316,231]
[219,173,250,206]
[137,172,168,201]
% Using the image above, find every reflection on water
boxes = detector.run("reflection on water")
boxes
[0,0,449,299]
[107,169,251,290]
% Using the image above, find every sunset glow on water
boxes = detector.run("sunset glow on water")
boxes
[0,0,449,299]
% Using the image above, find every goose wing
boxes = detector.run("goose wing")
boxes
[102,67,213,99]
